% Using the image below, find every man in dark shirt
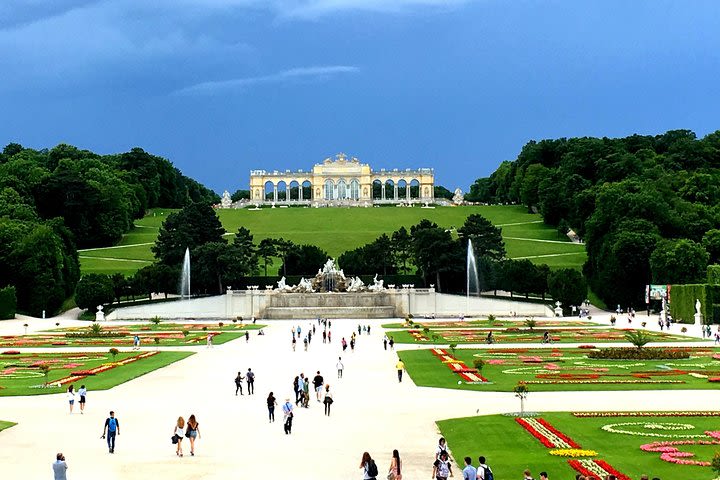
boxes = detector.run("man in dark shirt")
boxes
[312,371,324,402]
[246,368,255,395]
[101,411,120,453]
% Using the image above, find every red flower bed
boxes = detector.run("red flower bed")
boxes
[70,370,96,376]
[2,350,20,355]
[578,345,596,349]
[515,418,554,448]
[567,459,631,480]
[535,418,582,448]
[709,377,720,382]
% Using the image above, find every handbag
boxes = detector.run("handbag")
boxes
[387,472,396,480]
[171,434,178,444]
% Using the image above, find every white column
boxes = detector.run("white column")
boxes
[394,184,398,201]
[406,185,410,200]
[382,183,386,200]
[273,185,278,202]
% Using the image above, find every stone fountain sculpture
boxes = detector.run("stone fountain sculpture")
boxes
[347,276,365,292]
[368,274,385,292]
[276,276,294,292]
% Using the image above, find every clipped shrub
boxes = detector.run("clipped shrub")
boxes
[588,348,691,360]
[473,358,485,371]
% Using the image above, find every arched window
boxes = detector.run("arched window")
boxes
[350,179,360,200]
[337,179,347,200]
[324,179,334,200]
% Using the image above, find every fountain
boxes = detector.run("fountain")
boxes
[180,247,191,299]
[466,239,480,315]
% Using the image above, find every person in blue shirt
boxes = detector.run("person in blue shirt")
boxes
[101,410,120,453]
[462,457,476,480]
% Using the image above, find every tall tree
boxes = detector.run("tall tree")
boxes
[391,226,412,274]
[152,202,226,266]
[257,238,277,276]
[457,213,506,260]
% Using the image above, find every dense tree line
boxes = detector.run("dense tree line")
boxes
[466,130,720,307]
[0,142,218,316]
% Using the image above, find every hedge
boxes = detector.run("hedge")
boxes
[0,286,17,320]
[708,265,720,285]
[670,284,720,324]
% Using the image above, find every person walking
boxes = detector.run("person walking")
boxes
[267,392,277,422]
[133,334,140,350]
[293,375,301,404]
[388,449,402,480]
[292,336,296,351]
[360,452,379,480]
[336,357,344,378]
[234,371,244,395]
[185,414,201,456]
[521,469,534,480]
[245,331,250,343]
[432,451,453,480]
[477,455,494,479]
[303,336,308,351]
[302,376,310,408]
[322,330,327,343]
[462,457,476,480]
[101,410,120,453]
[52,453,68,480]
[342,337,347,351]
[173,416,185,457]
[323,384,333,416]
[383,336,388,350]
[350,337,355,352]
[313,371,324,402]
[389,336,395,350]
[67,385,75,414]
[246,368,255,395]
[78,385,87,414]
[328,330,332,342]
[282,398,293,434]
[396,359,405,383]
[206,333,213,348]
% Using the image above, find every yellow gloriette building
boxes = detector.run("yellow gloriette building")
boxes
[249,153,434,205]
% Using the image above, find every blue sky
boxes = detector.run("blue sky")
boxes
[1,0,719,193]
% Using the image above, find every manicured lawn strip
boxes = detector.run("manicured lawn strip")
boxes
[0,331,248,348]
[45,323,266,333]
[0,420,17,432]
[399,348,720,391]
[81,205,585,275]
[544,412,715,479]
[381,320,600,329]
[437,414,572,479]
[0,351,192,396]
[437,413,716,480]
[388,328,700,344]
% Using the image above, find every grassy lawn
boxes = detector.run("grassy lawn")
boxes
[399,347,720,391]
[0,351,192,396]
[0,420,17,432]
[381,319,600,329]
[79,206,587,275]
[438,412,719,480]
[388,327,699,344]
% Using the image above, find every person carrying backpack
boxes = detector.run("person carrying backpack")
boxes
[360,452,378,480]
[246,368,255,395]
[432,451,453,480]
[101,411,120,453]
[477,456,493,480]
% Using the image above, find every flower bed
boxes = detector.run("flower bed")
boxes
[588,348,691,360]
[568,459,631,480]
[573,411,720,418]
[640,438,720,466]
[549,449,598,457]
[515,417,581,448]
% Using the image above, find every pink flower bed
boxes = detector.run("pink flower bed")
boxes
[640,437,720,466]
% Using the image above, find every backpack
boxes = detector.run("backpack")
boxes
[108,417,117,432]
[481,465,494,480]
[367,459,378,477]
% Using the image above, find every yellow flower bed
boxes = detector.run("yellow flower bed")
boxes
[549,449,598,457]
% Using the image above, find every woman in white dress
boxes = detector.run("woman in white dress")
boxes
[173,416,185,457]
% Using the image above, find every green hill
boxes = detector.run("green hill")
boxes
[78,205,586,275]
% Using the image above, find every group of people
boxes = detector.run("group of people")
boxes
[234,368,256,395]
[65,384,87,414]
[290,371,334,415]
[434,437,495,480]
[171,414,201,457]
[359,450,402,480]
[291,323,333,351]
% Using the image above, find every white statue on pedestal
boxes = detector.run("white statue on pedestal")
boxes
[452,188,464,205]
[276,276,293,292]
[695,299,702,315]
[95,305,105,322]
[221,190,232,208]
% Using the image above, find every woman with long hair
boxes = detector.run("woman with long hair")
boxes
[323,384,333,416]
[359,451,377,480]
[67,385,75,414]
[185,414,201,456]
[267,392,277,422]
[388,449,402,480]
[173,416,185,457]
